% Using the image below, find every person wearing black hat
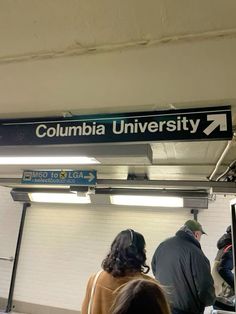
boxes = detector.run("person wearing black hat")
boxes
[212,225,235,311]
[151,220,215,314]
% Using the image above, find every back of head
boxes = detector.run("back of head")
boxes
[110,279,170,314]
[102,229,150,277]
[226,225,231,234]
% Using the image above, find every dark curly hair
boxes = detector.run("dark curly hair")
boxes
[102,229,150,277]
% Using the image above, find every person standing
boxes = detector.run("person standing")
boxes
[212,225,235,311]
[151,220,215,314]
[82,229,153,314]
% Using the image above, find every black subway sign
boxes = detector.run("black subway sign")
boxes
[0,106,232,145]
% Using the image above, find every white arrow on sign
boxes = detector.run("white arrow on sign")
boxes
[203,114,227,136]
[84,172,95,182]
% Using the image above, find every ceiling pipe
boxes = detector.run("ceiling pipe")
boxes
[215,159,236,181]
[208,140,232,181]
[208,133,236,181]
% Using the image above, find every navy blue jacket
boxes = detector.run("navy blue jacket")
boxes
[216,232,234,289]
[151,227,215,314]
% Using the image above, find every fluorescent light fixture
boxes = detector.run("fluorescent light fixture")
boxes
[110,195,183,207]
[0,156,99,165]
[29,192,91,204]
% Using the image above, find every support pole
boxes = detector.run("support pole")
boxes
[5,202,30,313]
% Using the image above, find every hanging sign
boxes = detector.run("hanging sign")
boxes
[21,170,97,186]
[0,106,232,145]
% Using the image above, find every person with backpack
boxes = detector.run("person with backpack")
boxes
[212,225,235,311]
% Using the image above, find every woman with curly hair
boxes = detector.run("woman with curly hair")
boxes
[110,279,171,314]
[81,229,153,314]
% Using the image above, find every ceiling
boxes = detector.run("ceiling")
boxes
[0,0,236,193]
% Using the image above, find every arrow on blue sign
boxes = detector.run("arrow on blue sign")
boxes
[21,170,97,186]
[84,172,96,182]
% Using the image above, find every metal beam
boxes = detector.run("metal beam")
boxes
[1,178,236,193]
[97,179,236,189]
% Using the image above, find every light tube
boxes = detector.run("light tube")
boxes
[29,192,91,204]
[0,156,99,165]
[110,195,183,207]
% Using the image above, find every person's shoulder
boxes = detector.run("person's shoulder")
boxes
[140,274,164,287]
[141,273,155,280]
[222,246,233,258]
[87,270,106,283]
[158,236,176,246]
[224,244,233,253]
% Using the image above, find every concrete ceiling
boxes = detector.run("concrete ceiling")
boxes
[1,0,236,59]
[0,0,236,187]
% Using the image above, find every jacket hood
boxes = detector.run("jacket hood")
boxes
[176,225,201,249]
[217,232,232,249]
[179,225,195,236]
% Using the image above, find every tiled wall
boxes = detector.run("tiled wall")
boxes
[0,186,234,313]
[14,203,191,310]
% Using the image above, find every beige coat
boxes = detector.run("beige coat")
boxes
[81,270,153,314]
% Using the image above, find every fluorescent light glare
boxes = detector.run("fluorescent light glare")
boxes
[230,198,236,206]
[29,192,91,204]
[0,156,99,165]
[110,195,183,207]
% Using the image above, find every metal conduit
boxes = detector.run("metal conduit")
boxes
[0,257,14,262]
[208,133,236,181]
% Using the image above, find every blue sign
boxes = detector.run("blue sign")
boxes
[21,170,97,186]
[0,106,232,145]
